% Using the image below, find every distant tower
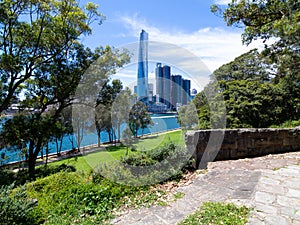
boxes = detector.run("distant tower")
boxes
[162,65,171,108]
[137,30,149,102]
[182,79,191,105]
[171,75,182,109]
[155,63,163,103]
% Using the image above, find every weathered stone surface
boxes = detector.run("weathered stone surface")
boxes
[111,152,300,225]
[186,128,300,169]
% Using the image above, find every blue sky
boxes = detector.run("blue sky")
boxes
[79,0,263,90]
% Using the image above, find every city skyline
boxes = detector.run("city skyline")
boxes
[134,29,192,112]
[80,0,262,73]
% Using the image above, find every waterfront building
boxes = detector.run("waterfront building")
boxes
[155,63,163,103]
[162,65,171,108]
[182,79,191,105]
[171,75,182,110]
[155,63,191,111]
[148,83,154,102]
[155,63,172,108]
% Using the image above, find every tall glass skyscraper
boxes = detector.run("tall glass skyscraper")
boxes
[137,30,149,101]
[155,63,163,102]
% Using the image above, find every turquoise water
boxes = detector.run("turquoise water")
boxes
[0,114,180,164]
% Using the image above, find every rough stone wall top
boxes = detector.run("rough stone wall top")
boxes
[186,128,300,169]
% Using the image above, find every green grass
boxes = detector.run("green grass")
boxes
[178,202,250,225]
[270,119,300,128]
[5,129,190,224]
[134,130,185,151]
[24,171,167,224]
[46,129,184,173]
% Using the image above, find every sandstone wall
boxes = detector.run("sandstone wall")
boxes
[186,128,300,169]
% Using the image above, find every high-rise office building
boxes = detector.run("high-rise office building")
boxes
[162,65,171,108]
[182,79,191,105]
[171,75,182,109]
[155,63,171,107]
[155,63,163,103]
[155,63,191,111]
[137,30,149,102]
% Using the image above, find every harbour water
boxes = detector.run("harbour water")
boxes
[0,113,180,165]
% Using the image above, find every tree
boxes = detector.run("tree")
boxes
[95,104,111,147]
[211,0,299,79]
[209,0,300,126]
[0,0,104,114]
[213,49,271,82]
[0,46,129,178]
[122,127,134,156]
[129,101,153,137]
[1,112,56,175]
[111,88,134,142]
[72,104,92,152]
[177,103,198,130]
[51,106,73,156]
[194,49,291,128]
[95,79,123,144]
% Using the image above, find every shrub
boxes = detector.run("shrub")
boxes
[26,171,152,224]
[100,143,194,185]
[178,202,250,225]
[0,184,37,225]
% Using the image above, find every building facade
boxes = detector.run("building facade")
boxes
[137,29,149,102]
[155,63,191,111]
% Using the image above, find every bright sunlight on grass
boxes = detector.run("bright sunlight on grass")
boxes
[47,129,184,173]
[178,202,250,225]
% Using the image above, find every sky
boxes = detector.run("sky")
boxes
[79,0,263,90]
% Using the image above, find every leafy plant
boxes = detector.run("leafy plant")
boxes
[0,184,37,225]
[178,202,250,225]
[25,171,167,224]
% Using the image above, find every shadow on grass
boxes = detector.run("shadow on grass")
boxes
[106,145,126,152]
[0,163,76,187]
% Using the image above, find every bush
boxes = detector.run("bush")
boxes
[178,202,250,225]
[26,171,150,224]
[146,142,177,161]
[0,168,31,186]
[270,119,300,128]
[0,184,37,225]
[101,143,194,185]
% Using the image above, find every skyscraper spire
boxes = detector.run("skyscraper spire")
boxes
[137,29,149,102]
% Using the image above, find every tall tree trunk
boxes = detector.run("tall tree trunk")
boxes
[55,138,59,155]
[59,136,63,154]
[28,139,42,179]
[45,143,49,166]
[117,124,121,143]
[97,129,101,147]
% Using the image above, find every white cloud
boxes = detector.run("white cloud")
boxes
[213,0,232,5]
[120,15,264,73]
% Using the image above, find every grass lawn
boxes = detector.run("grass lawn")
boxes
[47,129,184,173]
[134,129,185,151]
[178,202,250,225]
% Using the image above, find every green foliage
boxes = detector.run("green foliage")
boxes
[0,164,76,186]
[0,184,37,225]
[177,103,198,130]
[25,171,165,224]
[195,48,300,129]
[0,0,104,113]
[270,119,300,128]
[206,0,300,129]
[212,0,299,86]
[117,143,193,183]
[95,80,133,144]
[178,202,250,225]
[129,101,153,137]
